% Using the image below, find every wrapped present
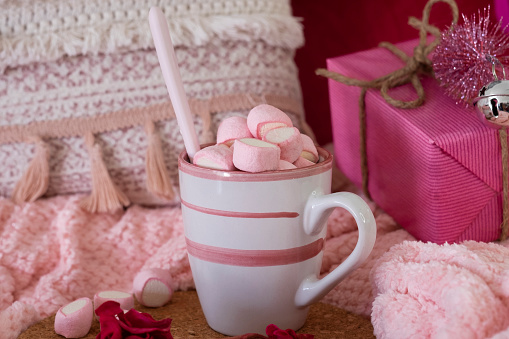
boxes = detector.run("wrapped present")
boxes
[325,38,506,243]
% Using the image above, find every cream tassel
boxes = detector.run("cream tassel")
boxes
[80,132,130,213]
[145,121,175,201]
[195,100,215,144]
[11,136,50,204]
[199,129,215,145]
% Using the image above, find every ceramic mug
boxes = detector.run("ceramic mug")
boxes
[178,146,376,336]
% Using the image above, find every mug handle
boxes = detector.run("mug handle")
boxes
[295,192,376,308]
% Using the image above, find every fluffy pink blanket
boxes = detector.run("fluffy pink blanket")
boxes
[1,193,509,338]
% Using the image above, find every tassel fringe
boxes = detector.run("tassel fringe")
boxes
[80,132,130,213]
[145,121,175,201]
[194,99,215,144]
[199,130,215,144]
[4,93,304,210]
[11,136,50,204]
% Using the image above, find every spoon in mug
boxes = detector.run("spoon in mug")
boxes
[149,7,201,161]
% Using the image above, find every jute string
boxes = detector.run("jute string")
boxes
[500,129,509,241]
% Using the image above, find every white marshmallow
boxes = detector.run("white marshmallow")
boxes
[54,297,93,338]
[293,156,316,168]
[278,160,297,170]
[216,116,253,146]
[94,290,134,316]
[232,138,281,173]
[247,104,293,139]
[263,127,303,163]
[193,144,235,170]
[300,134,319,163]
[133,268,174,308]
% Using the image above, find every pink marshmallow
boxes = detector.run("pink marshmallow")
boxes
[233,138,281,173]
[293,156,316,168]
[247,104,293,139]
[300,134,319,163]
[133,268,174,308]
[216,116,253,146]
[263,127,303,163]
[193,144,235,170]
[94,290,134,315]
[279,160,297,170]
[54,297,93,338]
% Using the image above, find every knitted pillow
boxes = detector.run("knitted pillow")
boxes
[0,0,309,212]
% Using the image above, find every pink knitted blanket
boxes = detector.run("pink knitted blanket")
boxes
[1,194,509,338]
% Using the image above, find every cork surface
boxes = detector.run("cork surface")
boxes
[19,291,374,338]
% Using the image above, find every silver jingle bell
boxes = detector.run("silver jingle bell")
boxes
[473,58,509,129]
[473,80,509,128]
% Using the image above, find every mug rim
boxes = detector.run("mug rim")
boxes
[178,144,333,182]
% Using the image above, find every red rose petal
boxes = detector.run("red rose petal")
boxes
[95,300,123,318]
[117,309,172,335]
[95,300,173,339]
[95,301,124,339]
[95,318,123,339]
[265,324,314,339]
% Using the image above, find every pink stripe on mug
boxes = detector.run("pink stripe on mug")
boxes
[181,199,299,218]
[186,237,324,267]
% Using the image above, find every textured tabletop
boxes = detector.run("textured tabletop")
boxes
[19,290,374,338]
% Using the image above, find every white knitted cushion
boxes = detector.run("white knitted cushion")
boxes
[0,0,307,211]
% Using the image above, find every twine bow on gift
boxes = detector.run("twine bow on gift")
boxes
[316,0,459,201]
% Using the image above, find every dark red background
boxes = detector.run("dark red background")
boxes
[292,0,493,145]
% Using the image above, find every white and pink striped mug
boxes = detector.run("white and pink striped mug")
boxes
[178,146,376,336]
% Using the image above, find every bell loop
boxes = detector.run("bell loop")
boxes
[486,55,506,81]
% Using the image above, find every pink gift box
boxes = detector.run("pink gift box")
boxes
[327,39,505,244]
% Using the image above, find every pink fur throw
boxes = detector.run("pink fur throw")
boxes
[371,240,509,339]
[0,195,193,338]
[2,193,509,338]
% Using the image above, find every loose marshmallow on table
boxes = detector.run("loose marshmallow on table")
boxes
[233,138,280,173]
[193,144,235,170]
[293,156,316,168]
[300,134,319,163]
[94,290,134,315]
[54,297,93,338]
[247,104,293,139]
[216,116,253,146]
[263,126,303,163]
[133,268,174,307]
